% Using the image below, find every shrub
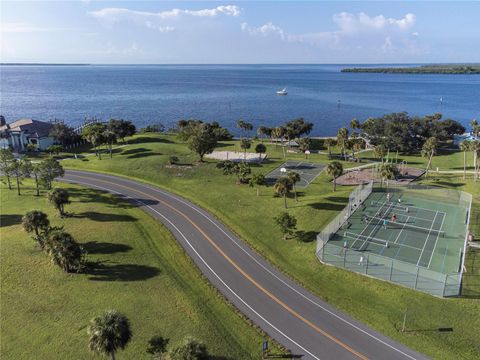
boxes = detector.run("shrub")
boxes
[169,155,179,165]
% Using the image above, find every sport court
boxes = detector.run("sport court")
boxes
[266,161,325,188]
[318,185,471,296]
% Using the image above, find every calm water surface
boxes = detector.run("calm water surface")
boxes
[1,64,479,136]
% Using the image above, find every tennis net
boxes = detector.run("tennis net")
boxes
[365,215,445,237]
[343,231,388,250]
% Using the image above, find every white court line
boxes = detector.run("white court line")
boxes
[343,232,423,252]
[62,177,323,360]
[381,211,434,224]
[371,201,446,217]
[393,216,410,244]
[66,171,420,360]
[352,200,395,250]
[270,161,325,188]
[416,211,440,267]
[427,213,447,269]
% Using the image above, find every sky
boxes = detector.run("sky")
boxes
[1,1,479,64]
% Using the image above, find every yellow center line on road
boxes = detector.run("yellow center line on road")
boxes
[67,173,369,360]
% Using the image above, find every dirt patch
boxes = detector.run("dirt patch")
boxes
[205,151,264,163]
[336,166,425,186]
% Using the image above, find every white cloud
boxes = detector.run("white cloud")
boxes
[241,22,285,40]
[333,12,416,34]
[144,22,175,33]
[1,22,53,33]
[241,12,418,54]
[90,5,241,31]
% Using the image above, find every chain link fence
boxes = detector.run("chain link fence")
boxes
[316,183,473,297]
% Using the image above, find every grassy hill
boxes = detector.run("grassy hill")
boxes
[0,181,278,359]
[54,133,480,359]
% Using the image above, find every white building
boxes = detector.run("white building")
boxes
[0,118,55,151]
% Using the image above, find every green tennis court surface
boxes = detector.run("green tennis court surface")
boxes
[266,161,325,188]
[318,184,471,297]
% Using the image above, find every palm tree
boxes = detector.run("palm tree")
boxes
[471,119,479,137]
[274,177,291,209]
[82,123,106,159]
[47,188,70,217]
[471,140,480,181]
[380,163,399,188]
[0,148,14,190]
[459,140,470,180]
[249,173,266,196]
[287,171,301,202]
[236,119,253,138]
[23,158,41,196]
[8,158,30,195]
[169,336,208,360]
[421,137,438,178]
[46,229,85,272]
[257,126,270,143]
[236,119,246,137]
[255,143,266,161]
[272,127,286,158]
[374,144,387,164]
[22,210,50,248]
[240,138,251,160]
[235,161,251,184]
[337,127,349,160]
[350,118,360,137]
[324,138,335,157]
[274,212,297,241]
[298,137,311,159]
[326,161,343,192]
[270,127,280,149]
[103,130,117,158]
[352,138,365,161]
[88,310,132,360]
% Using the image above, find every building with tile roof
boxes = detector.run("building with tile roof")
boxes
[0,118,55,151]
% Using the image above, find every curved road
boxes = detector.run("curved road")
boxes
[63,170,428,360]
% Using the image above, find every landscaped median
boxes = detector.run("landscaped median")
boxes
[55,133,480,359]
[0,180,281,359]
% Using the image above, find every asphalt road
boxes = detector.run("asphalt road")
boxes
[62,170,429,360]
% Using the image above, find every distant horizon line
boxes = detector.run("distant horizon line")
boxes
[2,62,480,66]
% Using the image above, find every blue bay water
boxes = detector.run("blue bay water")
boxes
[0,64,479,136]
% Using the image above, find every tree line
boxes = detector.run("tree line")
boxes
[81,119,136,159]
[354,112,466,153]
[0,148,64,195]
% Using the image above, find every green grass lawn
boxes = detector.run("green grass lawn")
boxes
[0,181,280,359]
[54,134,480,359]
[359,148,472,172]
[464,249,480,299]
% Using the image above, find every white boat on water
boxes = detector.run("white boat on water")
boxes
[276,88,287,96]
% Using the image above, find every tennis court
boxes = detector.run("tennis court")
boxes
[266,161,325,188]
[316,183,472,297]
